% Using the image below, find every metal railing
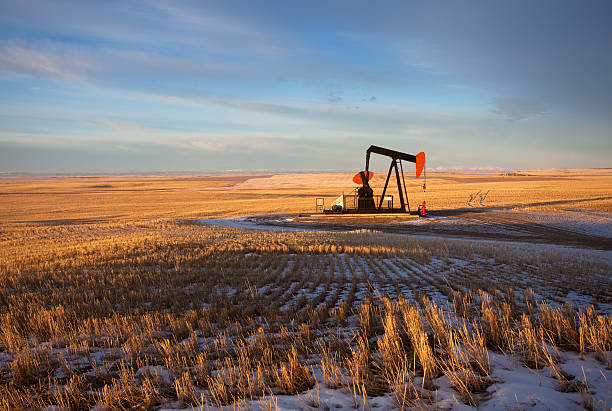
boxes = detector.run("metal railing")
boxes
[316,194,400,212]
[342,195,394,210]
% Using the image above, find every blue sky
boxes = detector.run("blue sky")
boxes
[0,0,610,173]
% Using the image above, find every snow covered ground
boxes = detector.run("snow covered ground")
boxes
[200,217,310,232]
[160,351,611,410]
[200,215,612,266]
[516,209,612,238]
[201,208,612,241]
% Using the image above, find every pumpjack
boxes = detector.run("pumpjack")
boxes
[323,145,426,214]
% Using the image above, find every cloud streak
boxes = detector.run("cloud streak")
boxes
[491,98,548,121]
[0,41,257,84]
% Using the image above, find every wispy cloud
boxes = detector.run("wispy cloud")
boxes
[1,0,287,54]
[0,41,256,84]
[0,42,100,83]
[146,0,284,55]
[491,98,548,121]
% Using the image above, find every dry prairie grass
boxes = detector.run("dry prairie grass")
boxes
[1,169,611,227]
[0,171,611,409]
[0,218,609,409]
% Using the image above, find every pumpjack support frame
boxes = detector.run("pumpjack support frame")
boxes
[364,145,416,213]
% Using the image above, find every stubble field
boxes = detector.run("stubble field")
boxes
[0,169,610,410]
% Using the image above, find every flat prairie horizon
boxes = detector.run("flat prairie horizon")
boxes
[1,168,611,226]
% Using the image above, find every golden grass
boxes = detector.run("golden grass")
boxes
[0,222,608,408]
[1,169,611,227]
[0,170,610,409]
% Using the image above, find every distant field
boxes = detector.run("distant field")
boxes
[1,169,611,226]
[0,170,610,409]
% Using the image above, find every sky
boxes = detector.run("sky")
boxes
[0,0,611,174]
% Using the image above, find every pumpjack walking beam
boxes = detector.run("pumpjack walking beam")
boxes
[365,145,418,172]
